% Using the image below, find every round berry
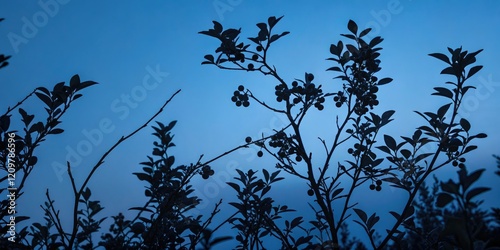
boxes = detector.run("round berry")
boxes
[295,155,302,162]
[459,157,466,162]
[248,63,254,70]
[243,101,250,107]
[252,54,258,61]
[452,161,458,167]
[245,136,252,143]
[293,97,301,104]
[458,163,465,169]
[348,148,354,154]
[376,180,382,186]
[131,222,145,234]
[292,81,298,87]
[208,169,215,176]
[257,151,263,157]
[238,85,245,91]
[375,185,381,191]
[335,102,342,108]
[236,101,242,107]
[317,104,324,110]
[307,189,314,196]
[307,74,314,81]
[256,46,263,52]
[369,184,375,190]
[234,91,240,96]
[231,96,238,102]
[202,174,209,179]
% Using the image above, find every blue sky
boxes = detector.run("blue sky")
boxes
[1,0,500,248]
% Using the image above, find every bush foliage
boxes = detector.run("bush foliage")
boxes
[1,16,499,250]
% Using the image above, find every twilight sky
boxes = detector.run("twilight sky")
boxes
[1,1,500,248]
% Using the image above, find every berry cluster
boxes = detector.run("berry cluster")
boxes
[345,45,382,115]
[452,157,466,168]
[200,165,215,179]
[348,79,379,116]
[353,47,381,74]
[231,85,250,107]
[347,143,368,157]
[275,74,325,111]
[268,131,301,161]
[369,179,382,191]
[274,83,290,103]
[333,91,347,108]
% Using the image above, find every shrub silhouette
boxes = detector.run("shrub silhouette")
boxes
[197,16,489,249]
[1,15,497,250]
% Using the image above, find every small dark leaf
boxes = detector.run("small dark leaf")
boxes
[76,81,98,91]
[359,28,372,37]
[340,34,356,40]
[467,65,483,79]
[429,53,451,64]
[204,54,215,63]
[210,236,233,246]
[0,114,10,132]
[441,180,459,194]
[256,22,267,33]
[376,145,392,154]
[463,169,485,191]
[440,67,456,76]
[381,110,395,123]
[460,118,471,132]
[35,92,52,107]
[400,149,411,159]
[70,74,80,88]
[462,145,478,154]
[290,216,303,228]
[346,44,359,55]
[366,213,380,229]
[414,153,433,163]
[133,173,152,183]
[466,187,490,201]
[213,21,223,33]
[82,187,91,201]
[331,188,344,200]
[227,182,241,193]
[384,135,397,151]
[369,36,383,48]
[437,103,452,118]
[326,66,342,72]
[353,208,368,223]
[347,20,358,34]
[389,211,400,220]
[475,133,487,138]
[432,87,453,99]
[48,128,64,135]
[378,77,393,85]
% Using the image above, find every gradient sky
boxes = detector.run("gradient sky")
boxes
[1,1,500,248]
